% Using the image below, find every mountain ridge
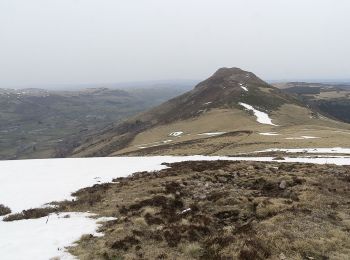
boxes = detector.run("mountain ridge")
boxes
[70,67,350,158]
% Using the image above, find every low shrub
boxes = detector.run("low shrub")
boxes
[0,204,11,216]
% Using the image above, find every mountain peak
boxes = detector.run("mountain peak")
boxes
[71,67,304,157]
[212,67,246,77]
[195,67,268,92]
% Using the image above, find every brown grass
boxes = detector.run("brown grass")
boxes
[3,207,57,221]
[42,160,350,259]
[0,204,11,216]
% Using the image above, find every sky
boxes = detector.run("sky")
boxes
[0,0,350,88]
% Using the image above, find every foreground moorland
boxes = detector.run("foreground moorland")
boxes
[3,160,349,259]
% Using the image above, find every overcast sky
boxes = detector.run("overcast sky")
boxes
[1,0,349,88]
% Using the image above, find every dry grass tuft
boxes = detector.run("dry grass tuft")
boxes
[0,204,11,216]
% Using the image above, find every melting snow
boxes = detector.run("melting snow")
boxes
[1,155,350,259]
[198,132,227,136]
[285,136,319,140]
[259,132,280,136]
[181,208,191,214]
[239,102,278,126]
[0,156,225,212]
[169,131,183,137]
[1,155,349,213]
[0,212,115,260]
[258,147,350,154]
[137,140,173,149]
[239,83,248,91]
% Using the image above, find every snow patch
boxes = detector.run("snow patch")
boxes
[285,136,319,140]
[198,132,226,136]
[259,132,280,136]
[0,156,224,213]
[0,212,115,260]
[241,86,248,92]
[181,208,191,214]
[239,83,248,91]
[1,154,349,214]
[239,102,278,126]
[137,140,173,149]
[169,131,183,137]
[258,147,350,154]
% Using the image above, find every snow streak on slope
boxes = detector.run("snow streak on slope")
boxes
[259,132,280,136]
[239,83,248,91]
[198,132,227,136]
[239,102,278,126]
[285,136,319,140]
[169,131,183,137]
[258,147,350,154]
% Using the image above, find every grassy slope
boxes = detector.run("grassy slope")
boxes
[72,69,350,158]
[274,82,350,124]
[74,103,349,157]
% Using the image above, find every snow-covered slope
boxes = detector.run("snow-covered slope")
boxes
[0,156,222,213]
[1,156,349,213]
[239,102,278,126]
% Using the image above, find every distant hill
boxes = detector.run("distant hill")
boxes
[274,82,350,123]
[71,68,350,157]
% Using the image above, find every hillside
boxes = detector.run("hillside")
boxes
[0,86,190,159]
[2,157,350,259]
[274,82,350,123]
[71,68,350,157]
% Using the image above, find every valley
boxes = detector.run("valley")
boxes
[274,82,350,123]
[0,85,191,160]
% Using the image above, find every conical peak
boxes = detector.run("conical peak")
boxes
[213,67,244,76]
[211,67,256,81]
[194,67,268,91]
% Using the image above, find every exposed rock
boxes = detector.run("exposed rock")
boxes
[279,180,287,189]
[279,253,287,259]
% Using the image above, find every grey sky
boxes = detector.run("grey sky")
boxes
[1,0,349,88]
